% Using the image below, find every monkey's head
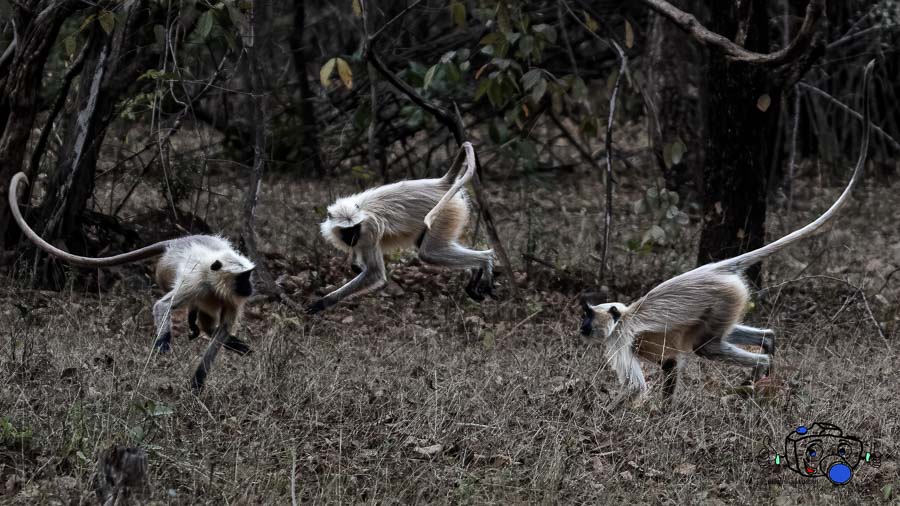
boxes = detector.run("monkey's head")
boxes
[321,198,368,251]
[580,300,627,341]
[205,250,256,301]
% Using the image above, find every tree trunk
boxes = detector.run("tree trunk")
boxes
[646,0,705,198]
[0,0,82,245]
[40,0,155,250]
[696,1,782,285]
[290,0,324,176]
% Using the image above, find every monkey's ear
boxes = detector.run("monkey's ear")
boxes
[211,260,223,271]
[608,306,621,321]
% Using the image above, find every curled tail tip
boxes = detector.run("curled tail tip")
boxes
[11,172,29,187]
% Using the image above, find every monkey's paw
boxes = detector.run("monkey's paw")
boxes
[305,299,328,315]
[154,334,172,353]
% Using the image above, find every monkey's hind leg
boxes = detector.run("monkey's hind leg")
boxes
[661,358,679,401]
[152,290,189,353]
[725,324,775,355]
[695,337,771,382]
[724,324,775,381]
[418,228,494,302]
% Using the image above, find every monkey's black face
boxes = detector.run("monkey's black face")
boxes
[235,270,254,297]
[339,224,362,247]
[580,302,595,337]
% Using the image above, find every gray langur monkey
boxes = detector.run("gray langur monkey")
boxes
[580,60,874,401]
[8,172,255,391]
[307,141,494,314]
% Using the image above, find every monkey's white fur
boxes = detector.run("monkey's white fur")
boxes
[582,60,874,400]
[8,172,255,390]
[310,142,494,313]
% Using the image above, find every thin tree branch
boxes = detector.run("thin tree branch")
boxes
[786,85,801,212]
[798,81,900,152]
[640,0,825,66]
[28,43,89,182]
[601,41,626,284]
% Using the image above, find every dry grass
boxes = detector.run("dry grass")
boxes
[1,168,899,504]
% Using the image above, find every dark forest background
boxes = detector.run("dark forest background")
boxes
[2,1,900,503]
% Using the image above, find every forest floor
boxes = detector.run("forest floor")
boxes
[2,162,900,504]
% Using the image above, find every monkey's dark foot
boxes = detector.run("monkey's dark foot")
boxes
[305,299,329,315]
[154,332,172,353]
[188,309,200,339]
[191,367,208,393]
[465,269,486,302]
[223,336,252,356]
[465,282,485,302]
[477,276,496,299]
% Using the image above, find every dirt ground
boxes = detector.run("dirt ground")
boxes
[2,162,900,504]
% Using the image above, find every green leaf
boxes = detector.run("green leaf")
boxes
[756,93,771,112]
[670,139,686,166]
[64,36,76,58]
[445,62,461,81]
[336,58,353,89]
[198,10,214,39]
[532,24,557,44]
[320,58,337,87]
[474,78,491,101]
[518,35,534,56]
[479,32,504,46]
[530,77,547,104]
[79,14,97,33]
[882,484,893,501]
[583,11,598,32]
[450,1,466,28]
[98,10,115,35]
[571,76,587,101]
[521,68,542,90]
[148,402,174,417]
[352,0,362,17]
[625,20,634,48]
[496,2,512,33]
[423,64,439,90]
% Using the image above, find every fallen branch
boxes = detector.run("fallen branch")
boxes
[640,0,825,66]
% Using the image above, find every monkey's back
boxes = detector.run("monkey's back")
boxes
[357,179,470,251]
[627,268,750,352]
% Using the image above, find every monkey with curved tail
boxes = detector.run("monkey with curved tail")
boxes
[8,172,256,391]
[581,60,875,402]
[308,141,494,314]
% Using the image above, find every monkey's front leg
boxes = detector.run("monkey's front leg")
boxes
[191,307,237,394]
[306,244,386,314]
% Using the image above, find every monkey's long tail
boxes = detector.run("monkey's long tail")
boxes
[424,141,476,229]
[714,59,874,274]
[8,172,169,267]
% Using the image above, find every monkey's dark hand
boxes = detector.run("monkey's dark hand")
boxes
[351,264,363,275]
[305,299,329,315]
[223,336,252,356]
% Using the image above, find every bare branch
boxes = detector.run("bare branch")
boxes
[797,81,900,152]
[641,0,825,66]
[601,41,627,284]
